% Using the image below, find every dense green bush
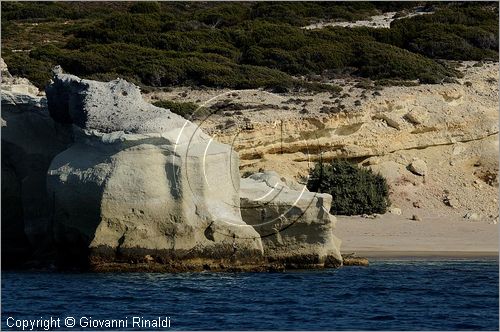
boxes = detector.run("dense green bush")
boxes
[388,4,499,60]
[195,3,251,27]
[250,2,380,25]
[2,51,53,88]
[352,41,457,83]
[129,1,160,14]
[307,160,390,215]
[1,2,498,91]
[152,100,201,119]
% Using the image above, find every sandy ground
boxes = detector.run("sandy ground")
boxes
[302,10,432,30]
[336,214,499,257]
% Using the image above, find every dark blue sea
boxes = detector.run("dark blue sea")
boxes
[2,258,498,331]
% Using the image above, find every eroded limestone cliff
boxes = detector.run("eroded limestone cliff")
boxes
[240,171,342,268]
[1,62,343,271]
[162,62,498,223]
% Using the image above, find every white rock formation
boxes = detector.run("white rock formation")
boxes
[2,62,345,271]
[1,58,44,109]
[240,171,342,268]
[45,70,264,269]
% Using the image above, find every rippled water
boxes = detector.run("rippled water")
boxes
[2,258,498,330]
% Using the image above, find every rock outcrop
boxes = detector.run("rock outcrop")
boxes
[240,171,342,268]
[45,71,264,270]
[1,62,73,267]
[2,62,344,271]
[191,62,498,223]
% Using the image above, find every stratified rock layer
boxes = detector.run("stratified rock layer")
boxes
[197,62,498,223]
[240,171,342,268]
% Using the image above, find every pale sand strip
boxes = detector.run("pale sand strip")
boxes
[335,214,499,258]
[351,251,498,258]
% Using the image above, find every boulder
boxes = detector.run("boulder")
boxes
[342,254,369,266]
[388,207,402,215]
[464,212,481,222]
[411,214,422,221]
[369,160,405,183]
[404,108,428,125]
[443,195,459,208]
[45,70,263,270]
[408,158,428,176]
[240,171,342,268]
[373,113,404,130]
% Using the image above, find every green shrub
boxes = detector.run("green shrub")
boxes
[195,3,250,27]
[295,81,342,94]
[352,41,457,82]
[2,2,497,91]
[151,99,215,120]
[152,100,200,119]
[389,5,499,61]
[375,79,419,87]
[307,159,390,215]
[129,2,160,14]
[2,52,53,88]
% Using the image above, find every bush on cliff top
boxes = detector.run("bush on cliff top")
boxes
[307,159,390,215]
[152,100,200,119]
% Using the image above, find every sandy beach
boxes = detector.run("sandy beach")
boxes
[336,214,499,258]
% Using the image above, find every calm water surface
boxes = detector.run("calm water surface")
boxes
[2,258,498,330]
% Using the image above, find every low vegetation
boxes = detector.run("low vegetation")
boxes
[307,159,390,215]
[1,2,498,90]
[152,100,201,119]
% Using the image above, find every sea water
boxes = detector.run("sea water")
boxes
[2,258,498,330]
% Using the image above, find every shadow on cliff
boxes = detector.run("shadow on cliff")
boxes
[48,147,112,271]
[1,142,32,268]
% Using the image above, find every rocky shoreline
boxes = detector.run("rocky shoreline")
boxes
[5,58,496,271]
[1,62,344,271]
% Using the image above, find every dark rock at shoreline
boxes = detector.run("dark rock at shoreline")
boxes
[342,254,369,266]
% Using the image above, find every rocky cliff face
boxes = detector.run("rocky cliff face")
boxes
[45,70,265,270]
[240,171,342,268]
[2,63,343,271]
[205,63,498,173]
[1,60,73,267]
[177,62,498,223]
